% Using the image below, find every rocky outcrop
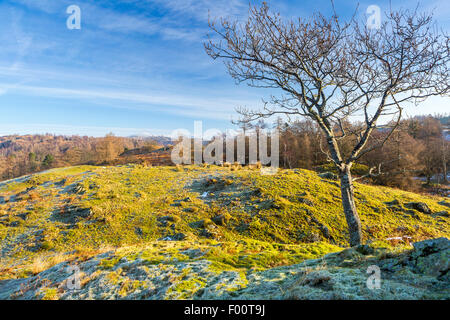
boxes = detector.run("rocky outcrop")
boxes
[0,238,448,300]
[405,202,432,214]
[410,237,449,280]
[318,172,338,181]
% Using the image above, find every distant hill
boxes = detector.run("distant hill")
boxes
[0,134,162,181]
[128,135,173,146]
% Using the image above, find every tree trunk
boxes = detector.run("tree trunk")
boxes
[443,139,448,184]
[339,165,362,246]
[426,174,431,185]
[443,163,448,184]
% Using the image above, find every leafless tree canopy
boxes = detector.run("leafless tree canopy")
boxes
[205,3,449,167]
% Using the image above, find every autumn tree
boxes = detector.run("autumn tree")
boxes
[363,125,424,190]
[414,116,449,184]
[276,118,325,169]
[42,154,54,168]
[96,133,120,164]
[205,3,450,245]
[28,152,38,172]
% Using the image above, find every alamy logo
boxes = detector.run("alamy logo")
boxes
[170,121,279,174]
[366,5,381,30]
[66,265,81,290]
[66,5,81,30]
[366,265,381,290]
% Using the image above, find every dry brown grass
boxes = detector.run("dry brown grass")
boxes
[29,246,114,276]
[31,253,69,274]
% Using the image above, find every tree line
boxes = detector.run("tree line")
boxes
[274,114,449,191]
[0,133,161,180]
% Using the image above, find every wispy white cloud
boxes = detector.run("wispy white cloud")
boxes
[0,82,257,120]
[84,4,161,36]
[151,0,247,21]
[0,8,33,95]
[12,0,65,14]
[422,0,450,23]
[0,123,171,137]
[11,0,224,42]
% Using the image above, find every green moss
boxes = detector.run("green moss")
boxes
[167,277,206,299]
[0,164,448,282]
[40,287,58,300]
[316,163,370,176]
[204,240,342,272]
[100,256,122,269]
[118,279,147,297]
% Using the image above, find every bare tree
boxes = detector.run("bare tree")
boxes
[205,3,450,246]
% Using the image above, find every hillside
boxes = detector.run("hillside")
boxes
[0,164,448,299]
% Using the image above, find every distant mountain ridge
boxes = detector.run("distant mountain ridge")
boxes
[128,135,173,146]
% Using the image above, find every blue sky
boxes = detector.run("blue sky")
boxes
[0,0,449,137]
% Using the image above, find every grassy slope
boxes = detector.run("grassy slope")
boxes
[0,164,448,298]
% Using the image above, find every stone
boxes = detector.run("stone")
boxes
[438,200,450,208]
[9,221,20,227]
[73,184,86,194]
[200,229,215,239]
[158,233,186,241]
[384,199,400,206]
[157,215,177,227]
[433,211,449,218]
[320,225,331,239]
[17,212,30,221]
[405,202,431,214]
[337,247,363,260]
[307,232,321,243]
[158,215,176,223]
[1,236,450,300]
[298,197,314,206]
[270,201,282,209]
[300,271,333,291]
[318,172,338,181]
[172,233,186,241]
[211,215,227,226]
[411,238,449,278]
[134,227,143,236]
[55,178,66,186]
[355,244,375,255]
[404,210,420,218]
[412,237,449,255]
[51,206,92,225]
